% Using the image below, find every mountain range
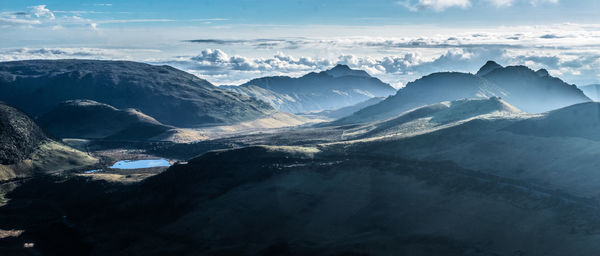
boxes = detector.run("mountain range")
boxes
[335,61,590,124]
[0,60,274,128]
[226,64,396,113]
[3,59,600,255]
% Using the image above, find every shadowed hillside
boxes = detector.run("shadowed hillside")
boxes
[38,100,172,140]
[0,102,96,181]
[0,60,274,127]
[0,103,46,165]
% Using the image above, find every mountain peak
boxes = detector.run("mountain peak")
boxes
[332,64,351,70]
[324,64,371,78]
[476,61,503,76]
[536,69,550,77]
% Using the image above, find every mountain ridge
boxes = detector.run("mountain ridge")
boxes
[228,64,397,113]
[0,59,275,127]
[334,61,590,125]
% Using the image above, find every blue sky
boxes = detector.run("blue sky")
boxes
[1,0,600,86]
[2,0,598,26]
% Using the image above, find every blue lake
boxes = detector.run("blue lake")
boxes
[110,159,171,169]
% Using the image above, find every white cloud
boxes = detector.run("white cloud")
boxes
[0,23,598,87]
[0,5,173,30]
[399,0,471,11]
[28,5,55,19]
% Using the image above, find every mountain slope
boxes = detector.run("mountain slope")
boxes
[10,144,600,255]
[579,84,600,101]
[345,102,600,198]
[0,103,46,165]
[335,61,590,125]
[350,97,520,139]
[229,64,396,113]
[504,102,600,141]
[0,102,96,180]
[0,60,274,127]
[336,72,504,124]
[38,100,172,140]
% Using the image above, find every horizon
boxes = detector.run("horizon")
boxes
[1,1,600,87]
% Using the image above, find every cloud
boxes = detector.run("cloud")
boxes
[0,46,598,87]
[399,0,471,11]
[1,22,599,86]
[28,5,55,19]
[0,5,173,30]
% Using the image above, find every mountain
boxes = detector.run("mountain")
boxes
[0,103,46,165]
[222,84,306,113]
[335,61,590,125]
[579,84,600,101]
[311,97,385,119]
[475,60,503,76]
[228,64,396,113]
[353,97,520,139]
[0,102,96,180]
[0,60,274,127]
[11,124,600,255]
[481,64,589,112]
[38,100,172,140]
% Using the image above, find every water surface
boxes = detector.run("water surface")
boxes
[110,159,171,169]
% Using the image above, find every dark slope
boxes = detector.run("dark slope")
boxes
[5,145,600,255]
[0,59,274,127]
[0,102,46,165]
[0,102,96,181]
[579,84,600,101]
[232,64,396,113]
[336,61,590,125]
[505,102,600,141]
[38,100,171,140]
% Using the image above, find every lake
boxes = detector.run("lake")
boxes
[110,159,171,169]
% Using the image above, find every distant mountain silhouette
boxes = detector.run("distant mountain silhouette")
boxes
[0,60,274,127]
[335,61,590,124]
[228,64,396,113]
[475,60,503,76]
[38,100,172,140]
[579,84,600,101]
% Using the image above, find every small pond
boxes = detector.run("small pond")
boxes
[109,159,171,169]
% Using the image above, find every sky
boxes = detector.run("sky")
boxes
[1,0,600,87]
